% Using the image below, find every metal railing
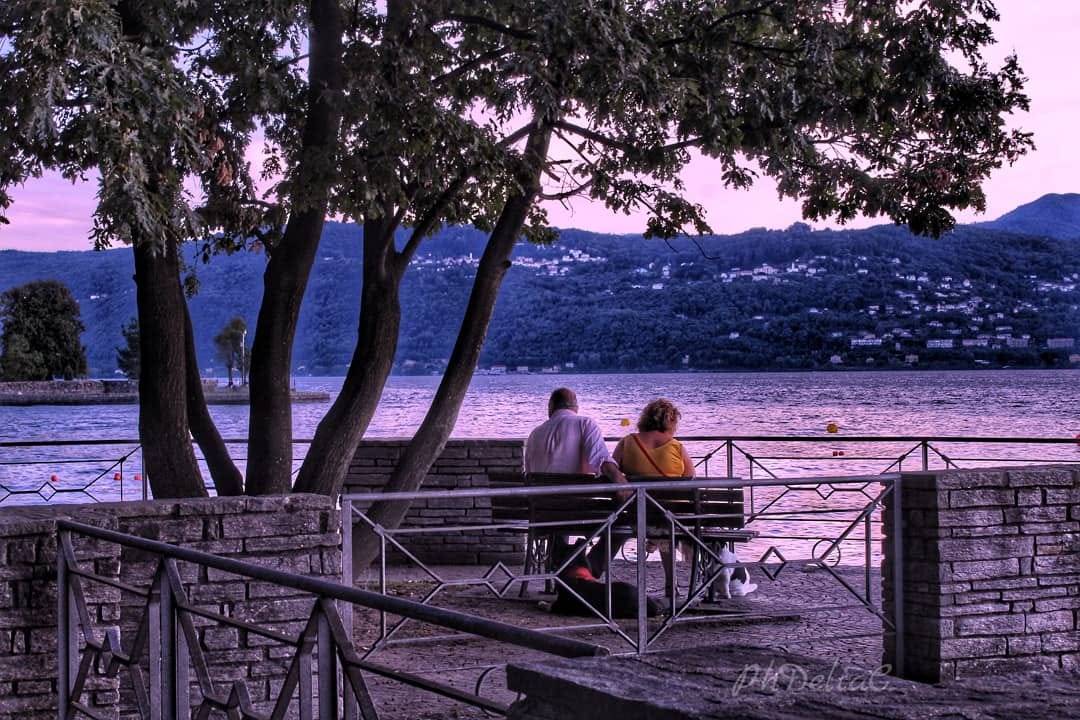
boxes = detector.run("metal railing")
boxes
[57,520,606,720]
[342,474,904,672]
[5,434,1076,506]
[673,435,1080,480]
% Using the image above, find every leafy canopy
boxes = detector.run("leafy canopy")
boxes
[1,1,1030,257]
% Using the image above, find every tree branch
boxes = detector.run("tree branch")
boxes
[434,45,508,86]
[540,178,594,201]
[658,1,783,49]
[444,13,536,41]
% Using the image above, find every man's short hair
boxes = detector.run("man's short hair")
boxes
[548,387,578,415]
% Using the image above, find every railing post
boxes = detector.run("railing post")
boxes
[891,476,905,677]
[920,441,929,472]
[341,500,357,720]
[317,609,339,718]
[57,533,76,720]
[635,488,648,654]
[725,440,734,478]
[149,566,178,720]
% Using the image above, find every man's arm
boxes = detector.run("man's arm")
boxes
[600,460,627,485]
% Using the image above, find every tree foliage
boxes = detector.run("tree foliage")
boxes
[0,280,88,380]
[213,316,249,386]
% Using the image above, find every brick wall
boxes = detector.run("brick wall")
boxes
[884,465,1080,682]
[0,495,340,720]
[345,440,525,564]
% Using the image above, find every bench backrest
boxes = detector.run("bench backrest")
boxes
[488,472,744,529]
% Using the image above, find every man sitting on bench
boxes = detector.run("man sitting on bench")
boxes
[525,388,630,577]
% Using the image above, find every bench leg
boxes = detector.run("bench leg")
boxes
[520,531,537,597]
[689,543,700,600]
[543,536,555,594]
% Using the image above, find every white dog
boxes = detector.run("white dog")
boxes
[717,546,758,599]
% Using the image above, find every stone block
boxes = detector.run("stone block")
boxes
[1003,506,1067,525]
[937,471,1008,490]
[221,513,324,539]
[949,558,1019,582]
[1000,586,1068,602]
[1005,635,1041,656]
[243,533,338,554]
[202,627,239,650]
[953,654,1059,678]
[939,601,1013,617]
[1025,610,1075,633]
[1033,554,1080,575]
[969,577,1038,591]
[1045,487,1080,505]
[1007,468,1076,487]
[956,613,1026,636]
[231,598,316,624]
[949,525,1020,538]
[937,509,1003,528]
[936,537,1033,562]
[1042,631,1080,653]
[948,489,1015,509]
[938,636,1006,660]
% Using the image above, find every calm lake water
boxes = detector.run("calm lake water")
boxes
[2,369,1078,509]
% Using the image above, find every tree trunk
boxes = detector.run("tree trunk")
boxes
[183,298,244,496]
[351,122,554,568]
[245,0,344,495]
[292,219,402,496]
[133,237,207,499]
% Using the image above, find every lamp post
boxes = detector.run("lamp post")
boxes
[240,328,247,386]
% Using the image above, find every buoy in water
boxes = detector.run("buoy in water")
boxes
[620,418,630,427]
[114,472,122,482]
[50,474,60,484]
[826,422,840,434]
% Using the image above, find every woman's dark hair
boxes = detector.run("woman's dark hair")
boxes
[637,399,681,433]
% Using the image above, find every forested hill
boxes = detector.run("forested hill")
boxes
[1,195,1079,375]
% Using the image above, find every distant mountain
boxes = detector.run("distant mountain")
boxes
[1,201,1079,375]
[980,193,1080,240]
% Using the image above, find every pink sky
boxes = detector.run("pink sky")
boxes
[3,0,1076,251]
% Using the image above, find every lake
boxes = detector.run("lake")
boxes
[2,369,1078,504]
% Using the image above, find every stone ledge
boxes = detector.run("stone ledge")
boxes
[507,644,1080,720]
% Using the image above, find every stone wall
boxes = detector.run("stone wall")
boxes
[884,464,1080,682]
[0,495,340,720]
[345,439,525,564]
[0,509,120,720]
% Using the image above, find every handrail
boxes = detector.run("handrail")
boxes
[57,519,605,660]
[342,473,893,503]
[4,433,1079,448]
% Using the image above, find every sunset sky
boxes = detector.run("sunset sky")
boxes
[3,0,1077,252]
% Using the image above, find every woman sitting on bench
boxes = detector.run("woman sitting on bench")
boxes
[614,399,756,599]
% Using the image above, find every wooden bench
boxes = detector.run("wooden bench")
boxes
[489,472,755,597]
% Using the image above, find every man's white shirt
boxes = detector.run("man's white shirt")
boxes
[524,409,614,474]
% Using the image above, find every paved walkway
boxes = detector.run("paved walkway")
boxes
[350,561,885,718]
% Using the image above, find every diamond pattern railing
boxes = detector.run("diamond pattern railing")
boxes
[343,475,904,660]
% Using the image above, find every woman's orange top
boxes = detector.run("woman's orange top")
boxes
[616,434,687,477]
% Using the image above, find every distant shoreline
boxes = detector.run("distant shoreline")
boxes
[0,379,329,406]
